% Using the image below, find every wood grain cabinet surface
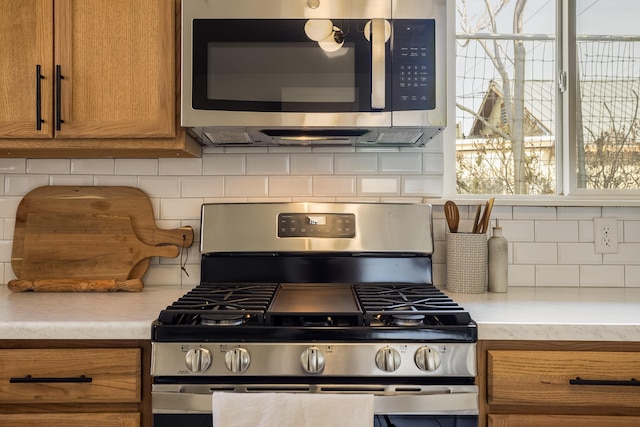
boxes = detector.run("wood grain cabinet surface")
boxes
[479,341,640,427]
[0,340,151,427]
[0,0,200,158]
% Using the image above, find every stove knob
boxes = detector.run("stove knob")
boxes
[414,346,441,372]
[185,348,212,373]
[300,347,325,374]
[224,347,250,373]
[375,346,401,372]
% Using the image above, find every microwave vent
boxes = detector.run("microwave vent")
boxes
[375,130,424,145]
[204,131,253,145]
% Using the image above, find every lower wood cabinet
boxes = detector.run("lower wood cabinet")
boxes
[0,340,151,427]
[479,341,640,427]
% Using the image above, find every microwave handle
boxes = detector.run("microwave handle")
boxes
[370,18,386,110]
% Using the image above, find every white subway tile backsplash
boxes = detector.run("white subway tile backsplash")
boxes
[379,154,421,174]
[422,153,444,174]
[501,220,534,242]
[558,243,602,264]
[626,266,640,287]
[159,158,203,176]
[513,206,556,220]
[50,175,94,186]
[0,240,12,262]
[247,154,290,175]
[508,264,535,286]
[0,197,22,218]
[578,220,595,242]
[313,176,356,196]
[70,159,114,175]
[513,242,557,264]
[291,154,333,175]
[1,148,639,289]
[181,176,224,198]
[624,221,640,242]
[26,159,70,174]
[4,218,14,240]
[160,198,203,220]
[557,206,601,220]
[115,159,158,175]
[139,176,181,197]
[224,176,269,197]
[0,158,25,174]
[602,206,640,220]
[536,265,579,286]
[580,265,625,287]
[203,154,246,176]
[269,176,312,196]
[5,175,49,195]
[603,243,640,265]
[535,221,579,242]
[358,176,400,195]
[402,175,443,197]
[94,175,138,187]
[335,154,378,174]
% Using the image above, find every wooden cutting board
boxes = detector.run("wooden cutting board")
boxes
[11,186,194,280]
[17,213,179,281]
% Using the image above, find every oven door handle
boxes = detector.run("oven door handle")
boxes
[152,384,478,416]
[370,18,386,110]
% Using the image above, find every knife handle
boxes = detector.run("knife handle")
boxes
[7,278,144,292]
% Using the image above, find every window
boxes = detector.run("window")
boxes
[455,0,640,195]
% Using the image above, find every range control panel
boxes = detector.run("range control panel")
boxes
[278,213,355,238]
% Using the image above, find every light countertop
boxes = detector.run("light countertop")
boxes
[449,287,640,341]
[1,285,639,342]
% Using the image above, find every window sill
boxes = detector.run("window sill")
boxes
[425,193,640,207]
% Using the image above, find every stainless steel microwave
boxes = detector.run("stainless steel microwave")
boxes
[181,0,447,147]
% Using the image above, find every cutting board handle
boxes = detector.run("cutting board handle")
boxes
[8,278,144,292]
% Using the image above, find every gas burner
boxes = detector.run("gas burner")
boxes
[391,313,425,326]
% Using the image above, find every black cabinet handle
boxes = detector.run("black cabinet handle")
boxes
[570,377,640,386]
[10,374,92,384]
[35,65,45,130]
[55,64,64,130]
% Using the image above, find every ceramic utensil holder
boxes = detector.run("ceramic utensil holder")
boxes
[445,232,488,294]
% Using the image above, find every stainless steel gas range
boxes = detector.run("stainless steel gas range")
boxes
[151,202,478,426]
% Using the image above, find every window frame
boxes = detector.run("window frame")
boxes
[446,0,640,205]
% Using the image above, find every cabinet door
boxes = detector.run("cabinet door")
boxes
[489,414,640,427]
[54,0,175,138]
[0,412,139,427]
[0,0,53,138]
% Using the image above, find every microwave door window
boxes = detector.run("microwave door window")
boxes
[191,19,384,112]
[207,43,356,106]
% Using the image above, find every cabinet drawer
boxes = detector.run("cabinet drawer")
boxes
[489,414,640,427]
[0,412,139,427]
[488,350,640,408]
[0,348,141,404]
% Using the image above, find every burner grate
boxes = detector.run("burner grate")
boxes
[157,282,278,326]
[354,283,473,326]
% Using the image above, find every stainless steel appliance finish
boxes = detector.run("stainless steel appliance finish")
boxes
[181,0,448,147]
[200,202,434,254]
[151,202,478,426]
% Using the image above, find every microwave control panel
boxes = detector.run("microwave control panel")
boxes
[392,20,436,110]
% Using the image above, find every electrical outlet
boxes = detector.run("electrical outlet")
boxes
[594,217,619,254]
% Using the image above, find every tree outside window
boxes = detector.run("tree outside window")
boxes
[456,0,640,195]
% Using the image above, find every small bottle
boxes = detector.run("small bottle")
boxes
[488,220,508,293]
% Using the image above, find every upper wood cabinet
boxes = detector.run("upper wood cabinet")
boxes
[0,0,53,138]
[0,0,200,157]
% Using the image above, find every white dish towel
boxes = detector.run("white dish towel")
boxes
[212,392,374,427]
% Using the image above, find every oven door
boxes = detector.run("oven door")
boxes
[152,383,478,427]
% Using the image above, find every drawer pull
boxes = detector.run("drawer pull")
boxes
[570,377,640,387]
[9,374,92,384]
